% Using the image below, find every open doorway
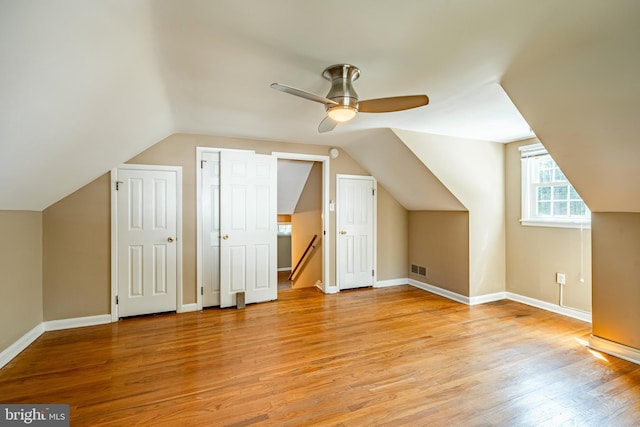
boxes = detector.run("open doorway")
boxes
[277,215,292,290]
[277,159,323,291]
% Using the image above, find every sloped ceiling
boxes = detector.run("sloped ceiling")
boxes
[340,129,464,211]
[1,1,638,211]
[277,160,313,215]
[501,5,640,212]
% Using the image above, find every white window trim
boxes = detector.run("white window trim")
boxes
[520,219,591,229]
[519,143,591,229]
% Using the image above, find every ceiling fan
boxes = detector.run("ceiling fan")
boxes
[271,64,429,133]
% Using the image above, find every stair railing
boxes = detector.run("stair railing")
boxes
[288,234,318,281]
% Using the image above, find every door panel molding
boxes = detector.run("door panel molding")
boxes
[220,150,277,307]
[110,164,183,321]
[197,149,331,309]
[336,174,377,290]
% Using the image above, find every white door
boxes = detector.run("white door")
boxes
[201,152,221,307]
[337,175,376,290]
[220,151,277,307]
[116,167,179,317]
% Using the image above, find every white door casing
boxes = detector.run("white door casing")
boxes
[219,150,277,307]
[272,152,331,292]
[337,174,377,290]
[201,151,221,307]
[112,165,182,318]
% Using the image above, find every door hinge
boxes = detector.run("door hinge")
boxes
[372,188,375,196]
[115,181,123,191]
[201,160,207,169]
[116,295,119,304]
[372,269,375,276]
[201,287,204,296]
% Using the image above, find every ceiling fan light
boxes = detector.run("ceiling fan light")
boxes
[327,106,357,122]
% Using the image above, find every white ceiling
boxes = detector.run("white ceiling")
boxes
[1,1,638,210]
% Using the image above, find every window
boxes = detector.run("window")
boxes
[520,143,590,228]
[277,223,292,236]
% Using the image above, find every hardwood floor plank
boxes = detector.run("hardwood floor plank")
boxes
[1,285,639,426]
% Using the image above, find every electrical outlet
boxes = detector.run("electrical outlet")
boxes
[556,272,566,285]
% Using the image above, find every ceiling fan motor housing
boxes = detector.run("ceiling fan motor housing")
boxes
[323,64,360,112]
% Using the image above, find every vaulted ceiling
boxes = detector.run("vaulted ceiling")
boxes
[1,1,638,211]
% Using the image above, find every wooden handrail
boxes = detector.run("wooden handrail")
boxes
[288,234,318,281]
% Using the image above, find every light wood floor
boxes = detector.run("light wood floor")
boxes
[1,286,639,426]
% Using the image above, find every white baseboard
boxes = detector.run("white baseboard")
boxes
[277,267,291,272]
[324,285,339,294]
[470,292,506,305]
[506,292,591,323]
[408,279,470,304]
[589,335,640,365]
[1,314,112,370]
[44,314,112,331]
[0,283,597,371]
[408,279,592,323]
[0,323,45,370]
[180,303,198,313]
[375,278,408,288]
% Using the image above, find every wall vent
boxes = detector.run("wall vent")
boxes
[411,264,427,277]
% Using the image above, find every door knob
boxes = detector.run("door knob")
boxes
[222,234,229,240]
[340,230,347,235]
[167,237,174,243]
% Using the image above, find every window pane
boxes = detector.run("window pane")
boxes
[277,224,291,235]
[553,186,568,201]
[521,143,590,224]
[539,169,552,183]
[538,186,551,201]
[539,157,554,169]
[570,201,586,216]
[554,167,567,182]
[538,201,551,216]
[553,201,567,215]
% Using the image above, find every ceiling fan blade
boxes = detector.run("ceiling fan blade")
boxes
[358,95,429,113]
[318,116,337,133]
[271,83,338,106]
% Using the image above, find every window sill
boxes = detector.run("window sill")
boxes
[520,219,591,229]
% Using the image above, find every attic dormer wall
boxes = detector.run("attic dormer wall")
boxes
[502,42,640,357]
[393,129,506,298]
[505,139,591,313]
[38,133,409,321]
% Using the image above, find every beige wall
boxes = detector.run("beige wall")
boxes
[408,211,470,296]
[127,133,370,302]
[291,162,323,288]
[396,129,506,297]
[0,211,43,353]
[40,133,383,318]
[42,175,112,320]
[505,139,592,312]
[277,235,291,270]
[592,212,640,349]
[376,185,408,281]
